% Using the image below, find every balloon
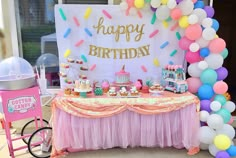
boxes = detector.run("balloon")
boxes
[221,48,228,59]
[213,81,228,94]
[179,36,193,50]
[198,84,214,100]
[209,38,226,54]
[170,8,182,20]
[196,37,210,48]
[188,62,202,77]
[178,0,194,15]
[202,18,213,28]
[161,0,168,5]
[214,134,231,150]
[189,42,200,52]
[210,101,221,112]
[185,51,201,63]
[200,68,217,85]
[186,77,202,93]
[202,28,216,40]
[167,0,177,9]
[198,61,208,70]
[209,144,220,157]
[226,145,236,156]
[199,47,210,57]
[215,108,231,123]
[185,24,202,40]
[216,151,230,158]
[150,5,157,12]
[134,0,145,8]
[216,67,228,81]
[214,94,227,106]
[200,110,210,122]
[207,114,224,130]
[156,5,170,21]
[205,54,224,69]
[224,101,236,113]
[200,100,212,113]
[191,8,207,23]
[228,116,234,125]
[204,6,215,18]
[120,2,129,10]
[150,0,161,8]
[188,14,198,24]
[194,1,204,9]
[212,19,219,31]
[179,16,189,28]
[199,126,216,144]
[216,124,236,140]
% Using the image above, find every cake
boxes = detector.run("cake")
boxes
[115,65,130,84]
[150,84,164,91]
[119,87,128,96]
[75,79,91,90]
[130,86,139,96]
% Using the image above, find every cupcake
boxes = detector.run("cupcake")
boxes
[76,59,83,64]
[60,63,69,69]
[64,88,71,95]
[102,80,110,93]
[67,57,75,63]
[85,80,90,89]
[59,72,67,77]
[130,86,139,96]
[71,90,80,96]
[119,87,128,96]
[108,88,117,96]
[79,80,86,90]
[80,66,88,71]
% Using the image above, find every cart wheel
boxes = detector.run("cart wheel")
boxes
[28,127,52,158]
[21,119,48,144]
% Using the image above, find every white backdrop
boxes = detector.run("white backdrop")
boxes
[55,4,186,88]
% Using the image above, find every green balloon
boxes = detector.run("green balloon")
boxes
[221,48,228,59]
[215,109,231,123]
[214,94,227,105]
[200,68,217,85]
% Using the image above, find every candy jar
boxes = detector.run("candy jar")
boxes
[102,80,110,93]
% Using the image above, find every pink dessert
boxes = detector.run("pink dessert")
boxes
[134,81,142,90]
[102,80,110,93]
[115,65,130,84]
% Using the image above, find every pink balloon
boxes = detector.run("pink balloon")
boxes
[192,0,197,3]
[179,36,194,50]
[227,116,234,125]
[187,77,202,93]
[170,8,182,20]
[185,51,201,63]
[185,24,202,40]
[213,81,228,94]
[209,38,226,54]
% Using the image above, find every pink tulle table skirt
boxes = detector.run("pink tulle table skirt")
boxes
[52,104,200,154]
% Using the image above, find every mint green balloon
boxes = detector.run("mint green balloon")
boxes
[215,109,231,123]
[200,68,217,85]
[214,94,227,105]
[221,48,228,59]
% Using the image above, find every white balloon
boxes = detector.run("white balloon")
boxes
[189,42,200,52]
[156,5,170,21]
[188,14,199,24]
[207,114,224,130]
[198,61,208,70]
[199,126,216,144]
[216,124,236,140]
[210,101,222,112]
[200,143,209,150]
[196,37,210,48]
[178,0,194,15]
[151,0,161,8]
[200,110,210,122]
[167,0,177,9]
[205,54,224,69]
[129,7,137,16]
[120,2,128,11]
[224,101,236,113]
[192,8,207,23]
[209,144,220,156]
[202,18,213,28]
[188,62,203,77]
[202,28,216,41]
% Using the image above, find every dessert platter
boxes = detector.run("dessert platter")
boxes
[107,86,140,98]
[149,83,165,96]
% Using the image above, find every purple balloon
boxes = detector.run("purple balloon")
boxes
[200,100,212,113]
[176,0,183,3]
[216,67,228,80]
[204,6,215,18]
[150,6,157,12]
[216,151,230,158]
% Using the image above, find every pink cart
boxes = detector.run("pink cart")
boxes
[0,86,44,158]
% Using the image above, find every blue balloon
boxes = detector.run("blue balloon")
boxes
[226,145,236,156]
[198,84,214,100]
[214,94,227,105]
[212,19,219,31]
[200,68,217,85]
[194,1,204,9]
[200,48,210,57]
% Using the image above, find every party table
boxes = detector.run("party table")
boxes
[51,91,200,157]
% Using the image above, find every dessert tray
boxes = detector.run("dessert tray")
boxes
[149,89,164,96]
[74,88,92,93]
[107,92,140,98]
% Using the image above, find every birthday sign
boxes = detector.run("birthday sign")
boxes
[55,5,185,88]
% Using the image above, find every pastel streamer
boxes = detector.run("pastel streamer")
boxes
[84,28,93,37]
[176,32,181,40]
[153,58,160,66]
[63,28,71,38]
[170,22,178,31]
[81,54,88,63]
[84,7,92,19]
[151,13,156,24]
[102,9,112,19]
[141,65,147,72]
[160,41,169,49]
[170,49,178,57]
[162,21,168,28]
[73,16,80,26]
[75,40,84,47]
[149,29,159,38]
[137,10,143,18]
[59,8,66,21]
[90,64,96,71]
[64,49,71,58]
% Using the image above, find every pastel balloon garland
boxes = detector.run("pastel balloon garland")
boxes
[119,0,236,157]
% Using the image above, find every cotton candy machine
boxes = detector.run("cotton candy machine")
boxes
[0,57,36,90]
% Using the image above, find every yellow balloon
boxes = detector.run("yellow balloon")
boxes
[214,134,231,150]
[179,16,189,28]
[134,0,145,9]
[161,0,168,5]
[64,49,71,58]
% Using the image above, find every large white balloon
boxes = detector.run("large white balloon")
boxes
[189,42,200,52]
[205,54,224,69]
[199,126,216,144]
[210,101,222,112]
[188,62,203,77]
[202,18,213,28]
[198,61,208,70]
[167,0,177,9]
[188,14,199,24]
[151,0,161,8]
[209,144,220,157]
[202,28,216,41]
[156,5,170,21]
[216,124,236,140]
[200,110,210,122]
[207,114,224,130]
[196,37,210,48]
[224,101,236,113]
[191,8,207,23]
[177,0,194,15]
